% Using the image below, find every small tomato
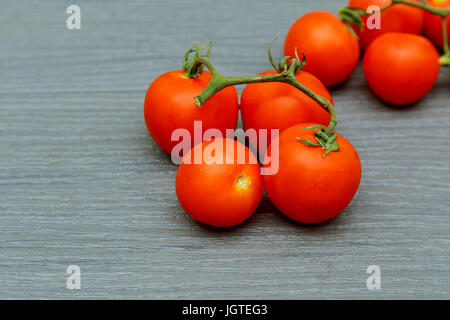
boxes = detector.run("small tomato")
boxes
[144,70,239,155]
[348,0,424,51]
[284,11,360,86]
[176,138,263,228]
[263,124,361,224]
[240,70,333,152]
[363,33,440,105]
[424,0,450,49]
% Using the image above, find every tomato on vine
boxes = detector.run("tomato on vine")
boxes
[143,44,239,156]
[363,33,440,105]
[176,138,263,228]
[284,11,360,87]
[424,0,450,49]
[240,69,333,152]
[346,0,424,51]
[165,41,363,228]
[263,124,361,224]
[191,49,354,225]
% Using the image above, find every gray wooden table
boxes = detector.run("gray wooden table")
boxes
[1,0,449,299]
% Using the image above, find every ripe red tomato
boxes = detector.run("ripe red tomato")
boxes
[424,0,450,49]
[363,33,440,105]
[348,0,424,51]
[240,70,333,152]
[284,11,360,87]
[176,138,263,227]
[263,124,361,224]
[144,70,239,155]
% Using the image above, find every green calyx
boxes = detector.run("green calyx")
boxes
[297,125,340,157]
[338,6,368,39]
[267,38,306,74]
[338,6,366,39]
[190,40,339,157]
[440,53,450,66]
[182,41,212,78]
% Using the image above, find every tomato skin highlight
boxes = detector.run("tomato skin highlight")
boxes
[363,33,440,106]
[143,70,239,155]
[240,70,333,152]
[284,11,360,87]
[424,0,450,49]
[263,124,361,224]
[175,138,263,228]
[348,0,424,51]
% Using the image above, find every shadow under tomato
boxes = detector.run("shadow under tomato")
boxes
[260,193,352,231]
[273,206,347,230]
[327,61,364,94]
[187,196,352,239]
[192,213,258,235]
[189,195,276,235]
[365,88,425,111]
[327,75,353,93]
[355,74,439,111]
[193,194,349,237]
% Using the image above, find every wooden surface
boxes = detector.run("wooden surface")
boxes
[1,0,449,299]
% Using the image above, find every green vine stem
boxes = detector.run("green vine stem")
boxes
[339,0,450,65]
[191,42,339,156]
[440,16,450,66]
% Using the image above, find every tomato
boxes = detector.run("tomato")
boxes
[348,0,424,51]
[424,0,450,49]
[240,70,333,152]
[284,11,360,87]
[363,33,440,105]
[144,70,239,155]
[176,138,263,227]
[263,124,361,224]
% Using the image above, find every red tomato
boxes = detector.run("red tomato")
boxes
[176,138,263,227]
[424,0,450,49]
[284,11,360,87]
[348,0,424,51]
[240,70,333,152]
[144,70,239,155]
[263,124,361,224]
[363,33,440,105]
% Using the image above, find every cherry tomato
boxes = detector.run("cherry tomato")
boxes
[263,124,361,224]
[176,138,263,227]
[348,0,424,51]
[144,70,239,155]
[363,33,440,105]
[284,11,360,87]
[240,70,333,152]
[424,0,450,49]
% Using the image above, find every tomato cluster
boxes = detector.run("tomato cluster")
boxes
[286,0,448,105]
[144,0,449,228]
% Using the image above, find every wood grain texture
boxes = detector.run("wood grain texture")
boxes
[0,0,449,299]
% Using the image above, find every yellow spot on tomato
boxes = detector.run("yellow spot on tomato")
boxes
[235,174,251,190]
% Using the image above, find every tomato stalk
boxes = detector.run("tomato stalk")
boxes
[192,42,339,156]
[440,17,450,66]
[182,41,213,78]
[339,0,450,66]
[341,0,450,21]
[392,0,450,16]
